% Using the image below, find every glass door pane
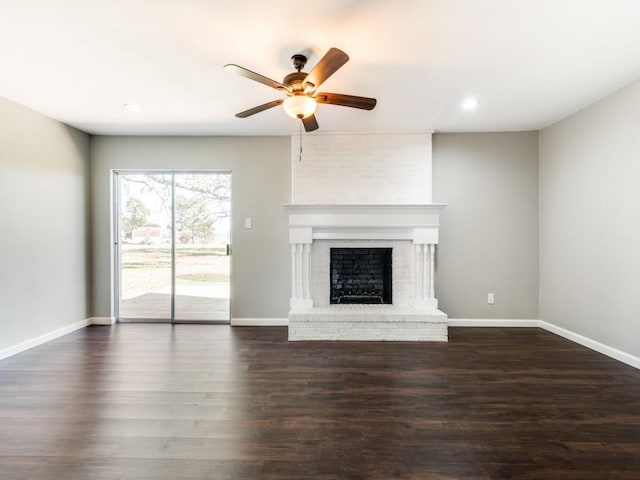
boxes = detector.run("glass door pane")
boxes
[174,173,231,322]
[117,173,173,320]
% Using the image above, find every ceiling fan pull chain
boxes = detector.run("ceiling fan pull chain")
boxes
[299,121,303,163]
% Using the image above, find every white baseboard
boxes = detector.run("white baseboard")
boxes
[539,321,640,370]
[448,318,540,327]
[89,316,116,325]
[231,318,289,326]
[0,318,90,361]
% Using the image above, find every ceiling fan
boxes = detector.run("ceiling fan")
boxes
[224,47,377,132]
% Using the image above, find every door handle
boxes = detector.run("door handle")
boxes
[226,244,230,256]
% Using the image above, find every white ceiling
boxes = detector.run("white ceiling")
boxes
[2,0,640,136]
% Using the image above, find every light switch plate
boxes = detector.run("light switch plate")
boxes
[245,218,252,229]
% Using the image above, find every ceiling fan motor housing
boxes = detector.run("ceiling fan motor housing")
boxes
[283,72,308,94]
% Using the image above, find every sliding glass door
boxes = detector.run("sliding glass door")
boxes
[114,171,231,323]
[173,173,230,321]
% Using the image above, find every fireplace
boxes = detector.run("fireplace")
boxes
[330,248,392,304]
[284,203,448,341]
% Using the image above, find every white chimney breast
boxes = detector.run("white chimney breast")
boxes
[291,132,432,204]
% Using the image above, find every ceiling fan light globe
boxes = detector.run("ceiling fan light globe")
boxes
[283,95,317,119]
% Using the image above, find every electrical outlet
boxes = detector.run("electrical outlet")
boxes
[245,218,252,229]
[487,293,495,305]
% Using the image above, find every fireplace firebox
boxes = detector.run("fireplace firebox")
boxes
[330,248,392,304]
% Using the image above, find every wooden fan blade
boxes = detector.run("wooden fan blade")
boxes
[224,64,289,92]
[302,114,319,132]
[303,48,349,92]
[235,99,284,118]
[315,92,377,110]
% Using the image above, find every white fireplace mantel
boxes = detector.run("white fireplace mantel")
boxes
[283,203,448,244]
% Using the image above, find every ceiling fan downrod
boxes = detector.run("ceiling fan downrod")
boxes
[291,54,307,72]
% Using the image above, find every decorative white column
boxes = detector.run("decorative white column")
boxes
[414,242,438,309]
[303,243,311,300]
[428,244,436,302]
[414,244,423,302]
[289,227,313,309]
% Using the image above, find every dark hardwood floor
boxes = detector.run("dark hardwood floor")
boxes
[0,325,638,479]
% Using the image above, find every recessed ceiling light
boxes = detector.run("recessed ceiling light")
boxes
[123,103,142,113]
[461,98,478,111]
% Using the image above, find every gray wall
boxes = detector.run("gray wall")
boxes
[93,133,540,322]
[433,132,539,319]
[0,97,90,351]
[539,80,640,358]
[90,136,291,319]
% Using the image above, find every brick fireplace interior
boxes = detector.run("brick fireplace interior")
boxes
[330,248,392,305]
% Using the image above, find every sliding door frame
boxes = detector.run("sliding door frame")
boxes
[112,169,232,324]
